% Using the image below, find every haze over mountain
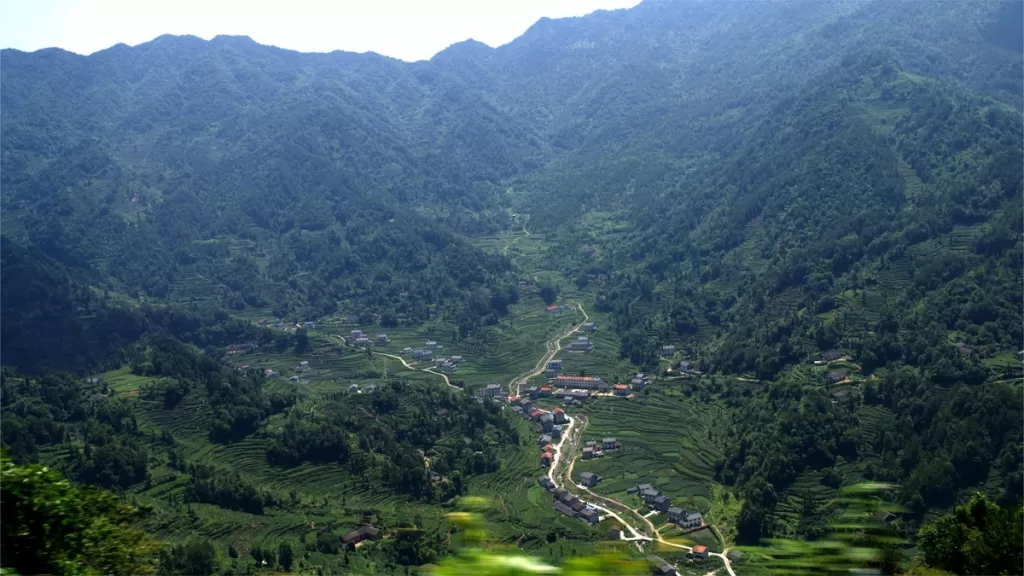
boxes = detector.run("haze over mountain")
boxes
[1,0,1021,574]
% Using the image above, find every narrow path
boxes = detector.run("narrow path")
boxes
[373,351,460,391]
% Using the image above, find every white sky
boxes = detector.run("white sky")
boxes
[0,0,642,61]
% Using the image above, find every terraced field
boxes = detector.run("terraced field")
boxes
[572,387,729,513]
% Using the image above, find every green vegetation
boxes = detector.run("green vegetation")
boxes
[1,0,1022,573]
[0,453,161,575]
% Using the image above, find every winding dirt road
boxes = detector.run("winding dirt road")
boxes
[372,350,460,391]
[369,302,737,575]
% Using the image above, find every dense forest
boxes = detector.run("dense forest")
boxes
[1,0,1022,573]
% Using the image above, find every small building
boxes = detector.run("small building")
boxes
[614,384,631,396]
[545,368,558,378]
[580,508,600,524]
[543,444,555,454]
[553,375,605,389]
[583,322,596,333]
[580,472,600,487]
[551,425,563,440]
[441,362,457,374]
[540,386,553,397]
[341,525,381,546]
[304,321,316,330]
[647,556,677,576]
[631,373,649,391]
[350,330,364,340]
[567,336,593,352]
[691,545,709,560]
[297,361,310,373]
[521,400,533,413]
[402,346,413,355]
[556,389,591,401]
[540,413,555,432]
[661,345,675,357]
[554,487,570,501]
[954,341,972,356]
[538,476,555,491]
[426,341,439,351]
[354,337,372,346]
[873,510,897,524]
[538,434,553,447]
[680,511,703,529]
[451,356,464,364]
[652,495,671,512]
[546,305,562,314]
[553,408,567,425]
[264,368,277,379]
[527,386,540,399]
[375,334,390,345]
[480,383,504,398]
[667,507,685,522]
[554,501,576,518]
[529,409,543,421]
[546,359,563,371]
[582,447,595,460]
[677,361,693,372]
[826,369,848,384]
[608,528,622,540]
[348,384,360,393]
[641,488,660,502]
[412,349,432,360]
[541,452,553,466]
[821,350,843,362]
[602,438,618,451]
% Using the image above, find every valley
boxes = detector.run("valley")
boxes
[1,0,1022,574]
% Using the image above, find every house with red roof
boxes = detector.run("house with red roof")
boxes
[690,545,708,560]
[541,452,553,466]
[614,384,630,396]
[553,375,606,390]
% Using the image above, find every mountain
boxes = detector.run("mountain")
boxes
[1,0,1022,572]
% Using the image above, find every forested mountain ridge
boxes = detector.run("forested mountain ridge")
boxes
[1,0,1023,571]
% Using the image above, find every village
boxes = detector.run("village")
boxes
[212,304,735,575]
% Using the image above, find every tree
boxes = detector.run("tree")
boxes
[0,453,161,575]
[917,492,1023,576]
[278,540,296,571]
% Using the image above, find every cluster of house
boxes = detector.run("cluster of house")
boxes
[582,437,619,460]
[626,483,705,530]
[402,340,451,361]
[814,350,845,365]
[225,342,257,356]
[535,480,601,524]
[431,355,464,374]
[258,318,317,331]
[350,330,391,347]
[525,384,592,405]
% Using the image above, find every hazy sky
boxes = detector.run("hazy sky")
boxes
[0,0,642,61]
